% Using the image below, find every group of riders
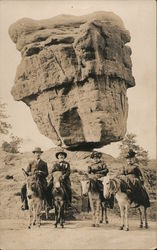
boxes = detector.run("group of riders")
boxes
[21,147,150,211]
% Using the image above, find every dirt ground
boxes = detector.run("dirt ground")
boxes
[0,216,156,250]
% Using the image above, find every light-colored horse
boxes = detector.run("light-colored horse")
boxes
[52,171,65,228]
[23,170,47,229]
[81,178,109,227]
[101,175,149,231]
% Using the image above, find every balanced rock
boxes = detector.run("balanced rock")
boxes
[9,11,135,150]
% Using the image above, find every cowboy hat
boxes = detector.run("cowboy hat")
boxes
[32,147,43,154]
[125,149,136,158]
[56,151,67,159]
[90,151,102,159]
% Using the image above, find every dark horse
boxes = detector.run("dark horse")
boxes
[51,171,66,228]
[23,169,48,228]
[81,176,109,227]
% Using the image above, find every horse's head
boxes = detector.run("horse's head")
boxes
[25,174,38,199]
[52,171,63,191]
[99,175,114,199]
[80,178,90,195]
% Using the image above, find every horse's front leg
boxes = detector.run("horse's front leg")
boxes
[44,199,49,220]
[104,205,108,224]
[95,200,101,227]
[99,203,104,224]
[60,202,65,228]
[88,193,95,227]
[124,204,129,231]
[36,201,42,227]
[28,206,33,229]
[32,203,37,226]
[119,204,125,230]
[138,207,143,228]
[144,207,148,229]
[54,201,59,228]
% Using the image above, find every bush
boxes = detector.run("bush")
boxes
[2,135,23,153]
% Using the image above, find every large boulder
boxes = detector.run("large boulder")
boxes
[9,11,135,150]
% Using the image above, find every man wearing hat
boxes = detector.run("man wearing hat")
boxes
[48,150,72,207]
[21,147,48,210]
[88,151,114,209]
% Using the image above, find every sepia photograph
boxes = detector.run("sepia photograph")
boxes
[0,0,156,249]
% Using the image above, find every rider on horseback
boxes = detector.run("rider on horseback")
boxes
[21,147,48,210]
[48,150,72,208]
[88,151,114,209]
[121,149,150,207]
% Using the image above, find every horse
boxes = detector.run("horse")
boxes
[101,175,150,231]
[80,176,109,227]
[51,171,65,228]
[23,169,48,229]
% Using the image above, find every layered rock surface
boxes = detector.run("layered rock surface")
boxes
[9,11,135,149]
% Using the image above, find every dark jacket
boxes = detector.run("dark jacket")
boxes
[51,161,71,181]
[26,159,48,178]
[122,164,144,183]
[88,160,109,178]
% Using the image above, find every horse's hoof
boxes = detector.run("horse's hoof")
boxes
[125,227,129,231]
[28,225,31,229]
[106,220,109,224]
[91,224,95,227]
[61,224,64,228]
[139,224,143,228]
[119,226,124,230]
[145,224,148,229]
[99,220,103,224]
[54,224,57,228]
[33,222,36,226]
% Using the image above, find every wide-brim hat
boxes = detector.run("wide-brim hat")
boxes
[56,151,67,159]
[32,147,43,154]
[90,151,102,159]
[125,149,136,158]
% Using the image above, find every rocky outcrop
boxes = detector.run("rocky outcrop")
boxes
[9,11,135,149]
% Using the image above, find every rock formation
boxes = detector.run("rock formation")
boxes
[9,11,135,150]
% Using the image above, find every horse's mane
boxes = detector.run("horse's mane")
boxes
[109,178,121,193]
[36,178,45,199]
[110,176,139,194]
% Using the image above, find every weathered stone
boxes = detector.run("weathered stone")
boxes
[9,11,135,149]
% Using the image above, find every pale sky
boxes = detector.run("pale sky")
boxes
[0,0,156,158]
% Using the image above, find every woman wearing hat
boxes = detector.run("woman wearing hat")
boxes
[88,151,114,209]
[88,151,109,178]
[122,149,150,207]
[21,147,48,210]
[122,149,144,183]
[48,150,72,207]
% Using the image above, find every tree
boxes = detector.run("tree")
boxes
[119,133,149,166]
[0,98,11,135]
